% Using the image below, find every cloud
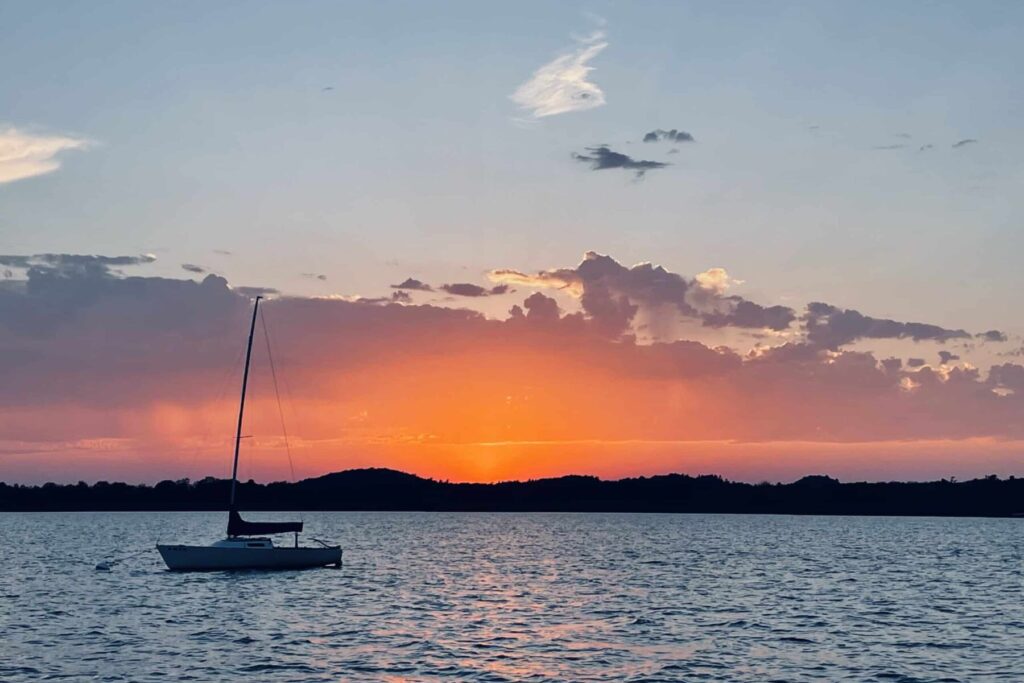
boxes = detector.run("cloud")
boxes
[2,253,1024,484]
[510,30,607,118]
[301,273,328,281]
[804,302,970,350]
[695,267,743,294]
[907,358,926,368]
[440,283,510,297]
[938,351,960,365]
[977,330,1007,343]
[181,263,206,274]
[508,292,563,326]
[919,144,934,152]
[989,363,1024,394]
[489,268,581,295]
[643,129,695,143]
[0,127,93,184]
[0,253,156,277]
[703,298,797,332]
[490,252,793,337]
[489,253,995,352]
[572,146,669,178]
[952,139,978,148]
[391,278,433,292]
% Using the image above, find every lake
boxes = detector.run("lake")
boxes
[1,512,1020,681]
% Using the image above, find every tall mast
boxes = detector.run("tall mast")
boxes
[229,295,261,509]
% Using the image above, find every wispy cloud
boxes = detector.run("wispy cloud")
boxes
[511,29,608,118]
[0,126,92,184]
[952,138,978,149]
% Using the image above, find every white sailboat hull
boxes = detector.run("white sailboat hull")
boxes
[157,543,342,571]
[154,299,344,573]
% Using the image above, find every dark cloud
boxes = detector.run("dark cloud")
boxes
[643,129,695,143]
[390,278,432,292]
[302,273,328,281]
[490,253,1002,357]
[804,302,970,350]
[952,139,978,148]
[213,249,232,256]
[390,290,412,304]
[572,146,669,178]
[977,330,1007,343]
[907,358,926,368]
[702,298,796,332]
[508,292,565,327]
[666,148,680,155]
[181,263,206,274]
[3,256,1024,457]
[0,253,156,276]
[491,252,793,338]
[989,363,1024,393]
[938,351,960,365]
[440,283,510,298]
[919,144,934,152]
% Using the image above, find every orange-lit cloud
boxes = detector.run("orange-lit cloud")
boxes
[0,251,1021,484]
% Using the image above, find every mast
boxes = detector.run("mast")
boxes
[229,295,261,510]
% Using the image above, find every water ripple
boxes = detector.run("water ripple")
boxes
[1,512,1021,682]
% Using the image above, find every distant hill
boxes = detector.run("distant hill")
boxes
[2,468,1022,517]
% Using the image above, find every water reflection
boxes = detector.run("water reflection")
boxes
[1,512,1020,681]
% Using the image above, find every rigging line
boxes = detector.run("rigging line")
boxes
[185,339,248,476]
[259,306,296,483]
[273,329,303,457]
[258,304,301,433]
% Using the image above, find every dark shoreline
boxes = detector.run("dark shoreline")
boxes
[2,468,1022,517]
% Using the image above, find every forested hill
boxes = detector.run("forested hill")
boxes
[2,469,1022,517]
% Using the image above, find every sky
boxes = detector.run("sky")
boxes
[1,1,1023,484]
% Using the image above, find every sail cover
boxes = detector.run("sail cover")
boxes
[228,509,303,536]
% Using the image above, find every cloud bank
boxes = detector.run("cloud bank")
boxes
[0,251,1019,484]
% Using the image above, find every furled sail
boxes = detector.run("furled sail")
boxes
[227,509,303,536]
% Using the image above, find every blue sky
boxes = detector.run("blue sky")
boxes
[2,0,1022,334]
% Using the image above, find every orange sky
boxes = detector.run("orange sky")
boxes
[1,254,1022,484]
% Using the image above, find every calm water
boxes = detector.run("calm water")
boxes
[1,512,1021,682]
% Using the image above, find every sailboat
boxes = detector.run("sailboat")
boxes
[157,296,342,571]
